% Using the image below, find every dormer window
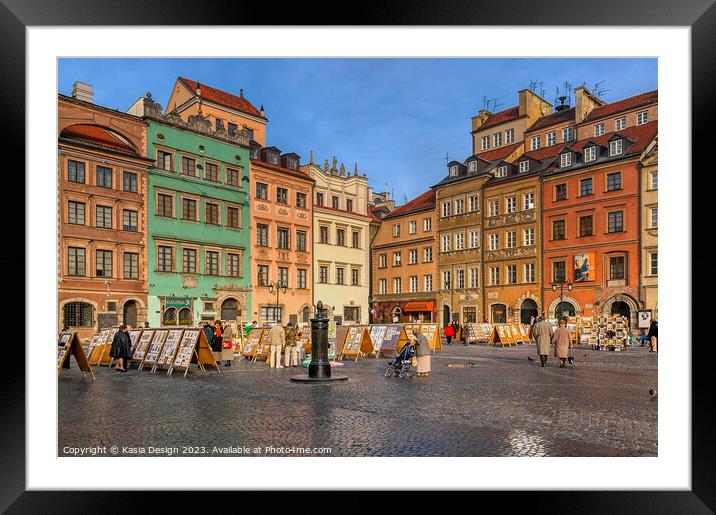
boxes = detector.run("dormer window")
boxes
[468,160,477,172]
[519,160,529,173]
[609,139,623,156]
[286,157,298,170]
[267,152,279,165]
[250,146,260,159]
[560,152,572,168]
[584,146,596,162]
[449,165,458,177]
[495,165,508,178]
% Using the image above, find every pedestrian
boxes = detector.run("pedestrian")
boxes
[222,322,234,366]
[647,319,658,353]
[245,320,256,340]
[284,322,300,367]
[452,320,461,344]
[109,325,132,372]
[268,322,286,369]
[552,318,571,368]
[413,328,431,377]
[203,320,217,362]
[532,316,553,367]
[212,320,224,365]
[443,323,455,345]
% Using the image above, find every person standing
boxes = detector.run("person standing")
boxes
[552,318,571,368]
[222,322,234,366]
[284,322,300,367]
[109,325,132,372]
[443,323,455,345]
[413,328,431,377]
[532,316,553,367]
[268,322,286,368]
[452,320,461,344]
[203,321,217,362]
[647,319,658,353]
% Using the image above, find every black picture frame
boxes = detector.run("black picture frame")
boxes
[2,0,711,512]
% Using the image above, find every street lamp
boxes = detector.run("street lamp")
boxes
[551,280,573,320]
[267,280,287,323]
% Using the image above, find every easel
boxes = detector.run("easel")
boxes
[378,324,403,358]
[368,325,388,358]
[488,324,517,347]
[152,329,184,373]
[169,329,221,377]
[58,332,95,380]
[87,329,110,365]
[96,327,119,366]
[418,323,441,352]
[139,329,168,371]
[338,325,373,361]
[131,329,155,369]
[252,329,272,363]
[242,328,264,360]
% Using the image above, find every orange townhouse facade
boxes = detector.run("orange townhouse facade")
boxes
[541,121,658,327]
[249,145,315,325]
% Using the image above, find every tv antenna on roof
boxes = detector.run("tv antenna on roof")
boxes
[445,153,449,165]
[482,96,489,110]
[490,98,503,111]
[529,80,545,98]
[592,80,610,98]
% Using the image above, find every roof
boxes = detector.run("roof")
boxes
[479,106,521,130]
[250,159,315,183]
[475,142,522,162]
[584,90,658,123]
[526,107,575,132]
[178,77,265,119]
[59,124,138,155]
[383,190,435,219]
[369,205,387,223]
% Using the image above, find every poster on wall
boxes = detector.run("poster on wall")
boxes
[574,252,595,282]
[638,310,652,329]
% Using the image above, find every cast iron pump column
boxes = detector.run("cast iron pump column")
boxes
[291,301,348,383]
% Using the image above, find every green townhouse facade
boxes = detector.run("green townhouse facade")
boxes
[129,93,252,327]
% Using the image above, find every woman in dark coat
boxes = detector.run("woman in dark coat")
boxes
[109,325,132,372]
[647,320,658,352]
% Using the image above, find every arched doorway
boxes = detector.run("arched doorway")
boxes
[302,306,310,323]
[611,301,631,319]
[221,298,239,321]
[491,303,507,323]
[443,305,451,327]
[163,307,177,326]
[123,300,138,327]
[178,307,193,326]
[555,301,576,319]
[519,299,538,324]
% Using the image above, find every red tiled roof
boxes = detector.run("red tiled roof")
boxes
[179,77,265,119]
[476,142,522,163]
[369,206,385,223]
[479,106,521,130]
[60,124,138,154]
[384,190,435,219]
[584,90,658,123]
[526,107,575,132]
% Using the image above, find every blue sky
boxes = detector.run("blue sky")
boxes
[58,58,656,204]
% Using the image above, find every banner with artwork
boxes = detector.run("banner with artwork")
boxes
[574,252,595,282]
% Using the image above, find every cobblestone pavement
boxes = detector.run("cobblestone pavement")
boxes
[58,343,658,457]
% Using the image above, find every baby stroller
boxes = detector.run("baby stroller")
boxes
[384,342,417,378]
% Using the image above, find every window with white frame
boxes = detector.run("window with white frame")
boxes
[615,117,626,130]
[393,252,401,266]
[455,198,464,214]
[489,199,499,217]
[506,264,517,284]
[523,227,535,246]
[560,152,572,167]
[584,146,596,162]
[423,217,432,231]
[650,170,658,189]
[530,136,540,150]
[506,196,516,213]
[506,230,516,248]
[469,195,479,212]
[450,165,459,176]
[493,132,502,147]
[496,165,508,178]
[442,270,451,289]
[409,220,417,234]
[547,131,556,146]
[519,160,529,173]
[489,233,499,250]
[393,277,402,293]
[469,267,479,288]
[424,274,433,292]
[409,249,418,264]
[441,234,451,252]
[524,262,535,283]
[409,276,418,293]
[379,254,387,268]
[650,206,658,228]
[456,269,465,289]
[469,230,479,249]
[490,267,500,285]
[481,136,490,150]
[523,192,535,210]
[379,279,387,294]
[442,201,452,218]
[468,160,477,172]
[424,247,433,262]
[609,139,623,156]
[562,127,574,142]
[637,111,648,125]
[393,223,401,237]
[505,128,514,144]
[595,123,605,136]
[649,252,658,275]
[455,233,464,250]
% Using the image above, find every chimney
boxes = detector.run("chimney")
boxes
[72,81,94,103]
[471,109,492,132]
[519,89,552,126]
[574,86,606,123]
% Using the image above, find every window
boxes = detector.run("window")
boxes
[393,277,401,293]
[615,117,626,130]
[449,165,459,177]
[256,224,269,246]
[519,160,529,173]
[96,166,112,188]
[316,192,324,206]
[296,192,307,208]
[297,231,307,252]
[547,131,556,146]
[555,183,567,201]
[336,228,346,246]
[424,247,433,262]
[609,256,625,279]
[424,218,432,231]
[277,227,290,249]
[493,132,502,147]
[319,226,329,244]
[560,152,572,167]
[576,215,593,237]
[67,247,85,276]
[215,118,224,131]
[123,252,139,279]
[68,201,85,225]
[296,269,308,289]
[481,136,490,150]
[63,301,93,327]
[580,178,593,196]
[469,195,479,212]
[507,264,517,284]
[424,275,433,292]
[650,206,658,228]
[455,233,464,250]
[637,111,648,125]
[392,224,400,237]
[506,196,516,213]
[346,199,353,212]
[506,231,516,248]
[68,160,85,183]
[255,182,268,200]
[594,123,605,136]
[468,160,477,172]
[205,203,219,225]
[278,267,289,286]
[123,210,138,232]
[584,146,596,162]
[609,139,623,156]
[442,201,452,218]
[490,267,500,285]
[182,198,197,221]
[469,230,479,249]
[226,206,240,228]
[226,168,240,187]
[489,199,499,217]
[562,127,574,142]
[489,233,499,250]
[409,249,418,264]
[393,252,402,266]
[267,151,279,165]
[409,221,417,234]
[96,249,112,277]
[286,156,298,170]
[524,263,535,283]
[379,254,387,268]
[181,157,196,176]
[442,270,451,289]
[530,136,540,150]
[650,170,658,190]
[351,269,360,286]
[319,266,328,284]
[158,245,173,272]
[455,198,464,214]
[469,267,479,289]
[332,196,339,209]
[181,248,197,274]
[463,307,477,323]
[523,228,535,246]
[649,252,658,276]
[456,269,465,289]
[496,165,507,178]
[379,278,387,294]
[157,193,173,217]
[122,171,138,193]
[276,187,288,205]
[227,253,240,277]
[553,261,566,282]
[257,265,269,286]
[523,192,535,210]
[607,172,622,191]
[96,205,113,229]
[441,235,451,252]
[156,150,173,171]
[505,128,514,144]
[552,220,566,240]
[608,211,624,233]
[205,162,219,182]
[260,306,283,323]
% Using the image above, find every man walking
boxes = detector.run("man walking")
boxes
[532,316,553,367]
[268,322,286,369]
[647,319,658,353]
